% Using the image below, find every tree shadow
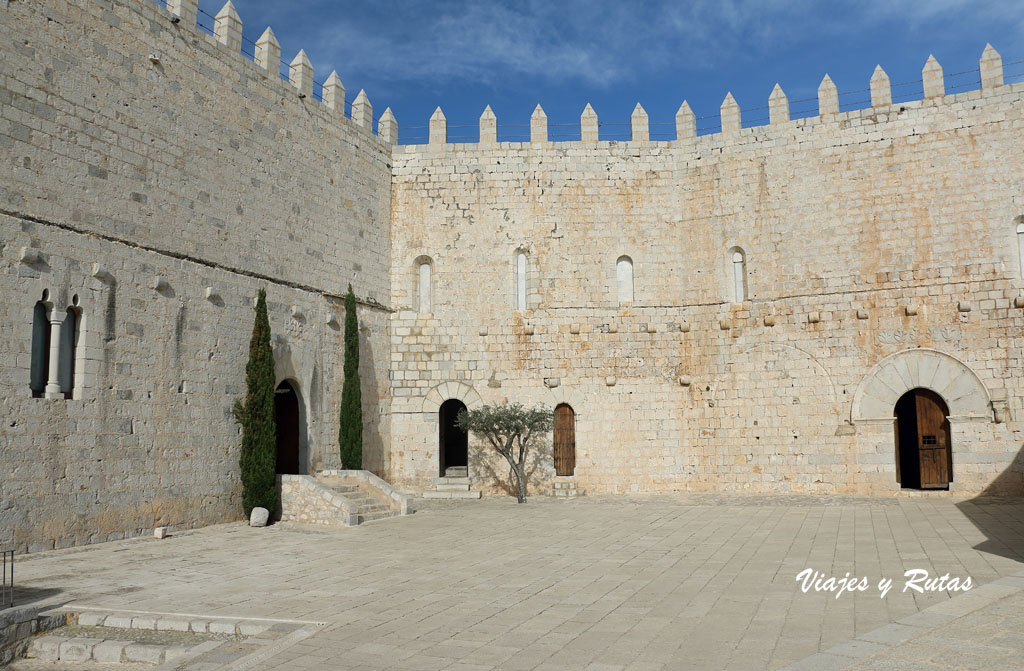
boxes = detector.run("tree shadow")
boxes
[954,443,1024,563]
[469,438,552,499]
[7,585,65,608]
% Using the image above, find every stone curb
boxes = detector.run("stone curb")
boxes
[27,634,192,665]
[780,567,1024,670]
[73,610,272,636]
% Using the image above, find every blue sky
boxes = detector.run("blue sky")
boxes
[189,0,1024,143]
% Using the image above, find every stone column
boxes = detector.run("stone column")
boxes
[44,309,64,399]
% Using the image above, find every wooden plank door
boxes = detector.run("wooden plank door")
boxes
[553,404,575,476]
[916,390,950,488]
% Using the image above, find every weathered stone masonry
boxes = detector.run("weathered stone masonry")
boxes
[388,54,1024,498]
[0,0,391,552]
[2,0,1023,553]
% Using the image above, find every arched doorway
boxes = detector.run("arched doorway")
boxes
[439,399,468,477]
[894,388,951,489]
[554,404,576,476]
[275,380,300,475]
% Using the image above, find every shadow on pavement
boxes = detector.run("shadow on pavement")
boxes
[954,444,1024,563]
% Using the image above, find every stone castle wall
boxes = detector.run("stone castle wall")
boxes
[3,0,1024,552]
[388,67,1024,497]
[0,0,392,552]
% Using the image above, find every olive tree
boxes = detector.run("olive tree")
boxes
[456,403,552,503]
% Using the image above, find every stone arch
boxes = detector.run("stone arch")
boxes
[543,384,586,419]
[738,343,838,404]
[851,349,991,424]
[422,381,483,414]
[274,352,310,473]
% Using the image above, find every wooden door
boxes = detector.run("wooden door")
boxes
[553,404,575,476]
[915,390,950,488]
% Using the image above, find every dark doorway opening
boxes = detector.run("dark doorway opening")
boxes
[894,388,952,490]
[275,380,300,475]
[439,399,468,477]
[554,404,576,476]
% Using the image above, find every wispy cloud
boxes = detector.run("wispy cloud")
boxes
[227,0,1024,89]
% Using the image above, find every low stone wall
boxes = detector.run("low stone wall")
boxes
[0,606,65,667]
[278,475,357,527]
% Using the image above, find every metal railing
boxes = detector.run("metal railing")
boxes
[2,550,13,608]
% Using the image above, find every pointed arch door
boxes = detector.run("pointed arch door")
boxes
[554,404,576,476]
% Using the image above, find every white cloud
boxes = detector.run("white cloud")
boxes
[241,0,1024,88]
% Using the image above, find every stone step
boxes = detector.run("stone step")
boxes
[553,480,577,489]
[422,490,482,500]
[357,503,391,514]
[543,488,586,497]
[435,483,471,492]
[356,510,398,523]
[434,477,470,486]
[445,467,468,477]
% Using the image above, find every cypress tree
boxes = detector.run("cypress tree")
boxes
[233,288,278,517]
[339,284,362,469]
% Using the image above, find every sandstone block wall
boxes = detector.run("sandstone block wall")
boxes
[0,0,392,552]
[389,81,1024,497]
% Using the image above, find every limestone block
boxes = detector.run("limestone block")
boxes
[124,644,164,664]
[581,104,598,143]
[870,65,891,108]
[531,105,547,143]
[769,84,789,125]
[922,55,944,98]
[630,103,649,142]
[323,71,345,116]
[250,507,269,527]
[59,638,102,662]
[92,640,129,663]
[818,75,839,116]
[153,526,168,539]
[213,1,242,53]
[254,27,280,75]
[289,50,313,99]
[429,107,447,145]
[676,101,695,140]
[479,106,497,145]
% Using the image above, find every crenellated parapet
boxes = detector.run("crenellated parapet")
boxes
[161,0,394,144]
[405,45,1010,151]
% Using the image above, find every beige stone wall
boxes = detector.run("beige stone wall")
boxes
[388,82,1024,497]
[0,0,391,552]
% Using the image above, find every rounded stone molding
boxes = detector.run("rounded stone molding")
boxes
[544,384,585,417]
[421,381,483,413]
[851,348,991,424]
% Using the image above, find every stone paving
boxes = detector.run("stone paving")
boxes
[7,494,1024,670]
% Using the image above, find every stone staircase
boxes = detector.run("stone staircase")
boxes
[422,466,482,499]
[543,479,586,498]
[316,474,398,524]
[279,470,412,527]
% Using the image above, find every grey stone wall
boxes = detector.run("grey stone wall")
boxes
[0,0,392,552]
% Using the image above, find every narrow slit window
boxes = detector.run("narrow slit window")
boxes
[515,251,527,311]
[58,307,79,399]
[616,256,633,305]
[30,301,50,398]
[417,259,432,313]
[732,249,747,302]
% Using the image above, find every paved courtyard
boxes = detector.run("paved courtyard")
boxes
[9,494,1024,670]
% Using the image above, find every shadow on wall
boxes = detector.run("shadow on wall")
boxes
[360,321,384,476]
[954,443,1024,563]
[469,439,552,498]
